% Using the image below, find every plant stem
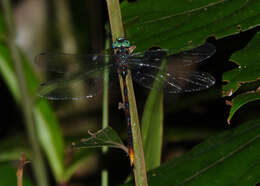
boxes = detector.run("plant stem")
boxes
[1,1,49,186]
[16,154,26,186]
[101,37,110,186]
[106,0,148,185]
[124,72,148,186]
[106,0,125,40]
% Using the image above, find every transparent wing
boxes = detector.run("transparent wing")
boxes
[166,42,216,67]
[165,71,215,93]
[37,64,114,100]
[128,42,216,67]
[35,50,114,74]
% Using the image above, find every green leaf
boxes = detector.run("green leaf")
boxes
[227,91,260,124]
[122,0,260,53]
[141,59,166,171]
[0,41,65,181]
[0,163,34,186]
[122,119,260,186]
[142,91,163,171]
[73,126,127,152]
[223,31,260,96]
[33,100,64,181]
[223,31,260,122]
[0,44,20,100]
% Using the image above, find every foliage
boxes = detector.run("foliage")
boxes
[122,120,260,186]
[0,0,260,185]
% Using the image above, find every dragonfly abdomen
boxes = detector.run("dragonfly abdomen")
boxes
[121,68,134,166]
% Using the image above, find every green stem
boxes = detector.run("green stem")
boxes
[106,0,125,40]
[101,37,110,186]
[106,1,148,185]
[1,1,49,186]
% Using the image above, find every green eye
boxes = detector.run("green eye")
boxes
[122,40,130,47]
[112,41,120,48]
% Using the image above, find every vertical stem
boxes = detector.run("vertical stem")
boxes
[106,0,125,40]
[124,72,148,186]
[101,38,110,186]
[1,1,49,186]
[106,0,148,185]
[16,154,26,186]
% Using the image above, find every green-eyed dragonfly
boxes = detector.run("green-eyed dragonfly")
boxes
[35,38,216,165]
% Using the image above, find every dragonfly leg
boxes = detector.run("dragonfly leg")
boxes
[129,45,136,54]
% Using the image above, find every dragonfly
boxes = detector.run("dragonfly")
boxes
[35,37,216,166]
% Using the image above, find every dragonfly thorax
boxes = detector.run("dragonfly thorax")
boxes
[115,47,130,55]
[115,52,130,71]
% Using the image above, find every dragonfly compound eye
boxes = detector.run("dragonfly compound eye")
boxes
[112,41,121,48]
[122,40,131,47]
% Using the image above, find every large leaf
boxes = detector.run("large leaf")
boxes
[223,31,260,122]
[223,31,260,95]
[0,41,65,181]
[122,119,260,186]
[227,91,260,124]
[122,0,260,53]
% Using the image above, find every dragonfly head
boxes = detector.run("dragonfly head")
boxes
[112,38,131,53]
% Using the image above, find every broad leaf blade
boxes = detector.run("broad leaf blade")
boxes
[122,0,260,53]
[122,120,260,186]
[223,31,260,96]
[227,92,260,124]
[223,31,260,122]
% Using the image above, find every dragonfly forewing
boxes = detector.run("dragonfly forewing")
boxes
[166,42,216,67]
[128,42,215,68]
[37,62,114,100]
[35,52,114,74]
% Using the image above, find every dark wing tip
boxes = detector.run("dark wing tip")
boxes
[205,42,216,52]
